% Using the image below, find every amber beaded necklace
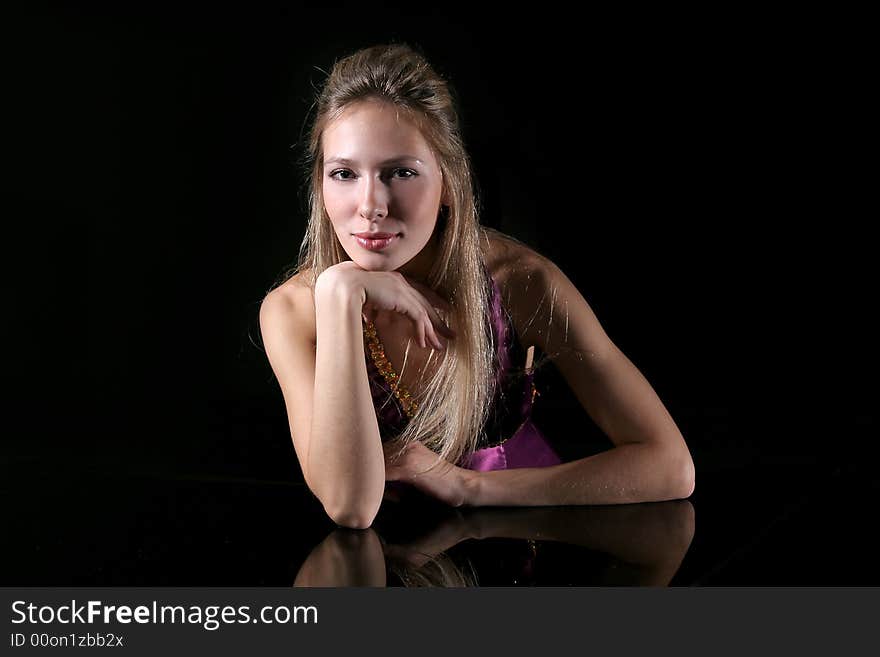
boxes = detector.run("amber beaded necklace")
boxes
[363,319,418,419]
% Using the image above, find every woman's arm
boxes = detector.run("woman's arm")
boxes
[309,271,388,525]
[387,436,692,507]
[464,443,693,506]
[261,264,455,528]
[467,247,695,506]
[261,269,385,528]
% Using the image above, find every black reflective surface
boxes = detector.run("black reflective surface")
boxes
[5,424,877,586]
[301,502,695,587]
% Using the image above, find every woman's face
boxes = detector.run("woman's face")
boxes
[321,100,446,276]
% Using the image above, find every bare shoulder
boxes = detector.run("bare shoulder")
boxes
[259,269,317,345]
[480,227,557,290]
[480,227,579,351]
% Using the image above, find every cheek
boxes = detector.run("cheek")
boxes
[322,185,349,228]
[400,184,441,223]
[322,182,339,213]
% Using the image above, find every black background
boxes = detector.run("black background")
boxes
[5,3,874,503]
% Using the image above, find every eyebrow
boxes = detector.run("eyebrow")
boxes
[324,156,424,167]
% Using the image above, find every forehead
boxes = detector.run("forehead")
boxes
[322,101,435,164]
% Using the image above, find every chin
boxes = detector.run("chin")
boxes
[349,256,403,272]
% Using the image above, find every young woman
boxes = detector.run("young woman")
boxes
[260,43,694,529]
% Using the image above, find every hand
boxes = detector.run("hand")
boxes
[317,261,456,351]
[383,440,475,508]
[381,508,472,569]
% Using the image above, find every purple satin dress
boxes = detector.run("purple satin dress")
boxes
[366,274,561,472]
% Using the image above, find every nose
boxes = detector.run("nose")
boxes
[358,177,389,221]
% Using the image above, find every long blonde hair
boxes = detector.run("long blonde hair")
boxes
[276,43,495,467]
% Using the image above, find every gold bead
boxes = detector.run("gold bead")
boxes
[363,320,416,420]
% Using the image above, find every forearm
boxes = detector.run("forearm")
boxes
[309,278,385,527]
[466,441,695,507]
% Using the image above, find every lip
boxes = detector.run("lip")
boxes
[353,232,397,239]
[353,232,400,251]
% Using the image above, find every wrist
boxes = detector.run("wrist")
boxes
[459,468,482,507]
[315,267,365,309]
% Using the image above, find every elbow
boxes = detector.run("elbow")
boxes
[324,498,381,530]
[648,442,695,501]
[652,435,695,501]
[306,473,383,529]
[327,508,376,530]
[672,448,696,500]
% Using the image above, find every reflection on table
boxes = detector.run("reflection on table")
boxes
[294,499,695,587]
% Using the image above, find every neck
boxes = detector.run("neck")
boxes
[397,232,440,285]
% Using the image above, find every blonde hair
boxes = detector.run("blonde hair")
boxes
[275,43,495,467]
[389,552,478,588]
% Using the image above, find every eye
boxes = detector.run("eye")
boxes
[327,168,418,181]
[328,169,355,181]
[392,168,417,179]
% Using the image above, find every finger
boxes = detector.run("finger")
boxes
[427,315,447,351]
[396,293,430,349]
[402,280,456,340]
[417,308,440,351]
[404,279,452,314]
[423,303,456,341]
[416,307,436,351]
[429,324,444,351]
[417,312,427,349]
[411,296,453,346]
